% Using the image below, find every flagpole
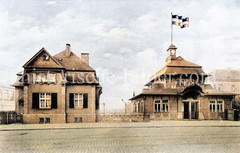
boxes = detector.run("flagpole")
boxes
[171,12,173,44]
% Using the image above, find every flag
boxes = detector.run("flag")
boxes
[172,15,179,26]
[178,16,182,26]
[172,14,189,29]
[181,17,189,28]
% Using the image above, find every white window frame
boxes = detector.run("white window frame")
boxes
[133,100,143,113]
[209,100,216,112]
[133,102,137,112]
[154,99,161,112]
[216,100,224,112]
[154,99,169,112]
[209,99,224,112]
[162,100,169,112]
[39,93,51,109]
[74,93,83,109]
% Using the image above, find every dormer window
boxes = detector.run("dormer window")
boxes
[43,55,49,61]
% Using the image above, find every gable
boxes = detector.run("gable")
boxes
[23,48,64,68]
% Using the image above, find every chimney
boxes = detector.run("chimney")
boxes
[81,53,89,65]
[66,43,71,57]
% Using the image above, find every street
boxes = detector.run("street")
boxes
[0,122,240,153]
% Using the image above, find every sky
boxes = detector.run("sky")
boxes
[0,0,240,110]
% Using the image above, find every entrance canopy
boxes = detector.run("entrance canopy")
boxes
[181,84,203,100]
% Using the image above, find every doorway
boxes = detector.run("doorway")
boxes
[191,102,198,119]
[183,101,199,119]
[183,102,189,119]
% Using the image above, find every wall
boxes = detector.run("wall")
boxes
[145,96,178,120]
[66,85,96,123]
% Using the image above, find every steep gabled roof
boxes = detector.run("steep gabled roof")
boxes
[23,48,64,68]
[53,50,95,71]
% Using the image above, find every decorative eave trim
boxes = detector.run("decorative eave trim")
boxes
[23,48,64,68]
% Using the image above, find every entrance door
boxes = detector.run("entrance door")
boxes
[183,102,189,119]
[191,102,198,119]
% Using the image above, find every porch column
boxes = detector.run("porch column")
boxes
[23,86,29,114]
[189,102,191,119]
[177,96,183,119]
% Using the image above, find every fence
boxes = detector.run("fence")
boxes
[0,111,23,124]
[96,114,150,122]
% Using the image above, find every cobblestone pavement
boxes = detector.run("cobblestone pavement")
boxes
[0,121,240,153]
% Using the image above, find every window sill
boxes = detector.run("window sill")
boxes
[69,108,88,109]
[38,108,51,110]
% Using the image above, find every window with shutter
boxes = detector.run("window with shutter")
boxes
[69,93,88,109]
[39,93,51,109]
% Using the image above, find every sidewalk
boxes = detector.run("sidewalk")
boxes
[1,120,240,131]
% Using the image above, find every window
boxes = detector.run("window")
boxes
[69,93,88,109]
[74,117,83,123]
[138,102,141,113]
[32,93,57,109]
[209,100,215,112]
[162,100,169,112]
[155,100,161,112]
[209,100,224,112]
[39,118,44,123]
[74,94,83,109]
[40,93,51,108]
[141,101,144,113]
[39,118,50,124]
[155,99,169,112]
[217,101,223,112]
[133,101,144,113]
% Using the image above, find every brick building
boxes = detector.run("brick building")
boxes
[130,44,235,120]
[13,44,102,124]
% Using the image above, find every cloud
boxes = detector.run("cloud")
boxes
[47,1,56,5]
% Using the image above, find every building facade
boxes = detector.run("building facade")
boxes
[209,69,240,94]
[13,44,102,124]
[0,85,15,111]
[130,44,235,120]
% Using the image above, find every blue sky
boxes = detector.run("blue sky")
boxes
[0,0,240,109]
